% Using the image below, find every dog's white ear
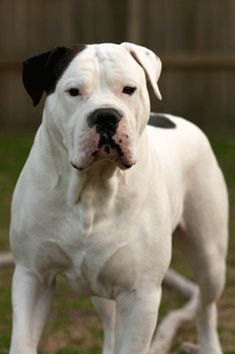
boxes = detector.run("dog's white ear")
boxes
[121,42,162,100]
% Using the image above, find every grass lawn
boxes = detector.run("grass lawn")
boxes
[0,133,234,354]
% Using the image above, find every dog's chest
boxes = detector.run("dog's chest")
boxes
[74,175,119,235]
[54,179,131,295]
[31,168,170,296]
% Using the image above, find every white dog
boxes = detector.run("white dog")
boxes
[9,42,228,354]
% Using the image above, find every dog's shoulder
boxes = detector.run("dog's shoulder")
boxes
[147,113,215,165]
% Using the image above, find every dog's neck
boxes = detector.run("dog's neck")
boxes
[67,160,121,206]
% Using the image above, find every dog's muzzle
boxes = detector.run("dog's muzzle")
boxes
[71,108,136,171]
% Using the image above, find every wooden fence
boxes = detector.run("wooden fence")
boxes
[0,0,234,135]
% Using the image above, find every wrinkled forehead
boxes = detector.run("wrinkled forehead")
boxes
[61,43,144,84]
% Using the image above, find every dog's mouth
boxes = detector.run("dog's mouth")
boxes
[93,132,135,169]
[71,125,136,171]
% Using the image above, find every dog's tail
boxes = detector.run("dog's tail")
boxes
[148,269,199,354]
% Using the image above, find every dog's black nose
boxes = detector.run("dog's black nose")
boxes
[87,108,122,131]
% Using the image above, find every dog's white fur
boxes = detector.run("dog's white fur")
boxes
[10,43,228,354]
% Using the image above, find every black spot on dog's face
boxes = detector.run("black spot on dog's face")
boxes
[22,45,86,106]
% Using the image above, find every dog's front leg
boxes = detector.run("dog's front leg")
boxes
[114,286,161,354]
[92,296,116,354]
[10,265,55,354]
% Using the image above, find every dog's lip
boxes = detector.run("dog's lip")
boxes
[71,162,85,171]
[71,149,136,171]
[70,128,136,171]
[119,152,136,169]
[118,160,136,170]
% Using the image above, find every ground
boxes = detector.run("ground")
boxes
[0,134,234,354]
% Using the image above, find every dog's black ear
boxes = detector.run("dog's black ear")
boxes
[23,47,69,106]
[22,46,84,106]
[23,50,47,106]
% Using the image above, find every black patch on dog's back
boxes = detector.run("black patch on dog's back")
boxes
[148,113,176,129]
[23,45,86,106]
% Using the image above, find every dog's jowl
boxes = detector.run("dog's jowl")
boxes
[10,43,228,354]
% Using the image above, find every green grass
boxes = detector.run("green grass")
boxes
[0,136,34,250]
[0,134,234,353]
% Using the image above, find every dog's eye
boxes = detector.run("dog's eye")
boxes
[67,88,80,97]
[122,86,137,95]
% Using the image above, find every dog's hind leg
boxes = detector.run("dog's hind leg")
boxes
[10,265,55,354]
[176,153,228,354]
[92,297,116,354]
[176,225,226,354]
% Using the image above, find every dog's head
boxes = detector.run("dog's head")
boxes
[23,43,162,171]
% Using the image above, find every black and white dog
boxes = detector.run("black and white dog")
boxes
[10,42,228,354]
